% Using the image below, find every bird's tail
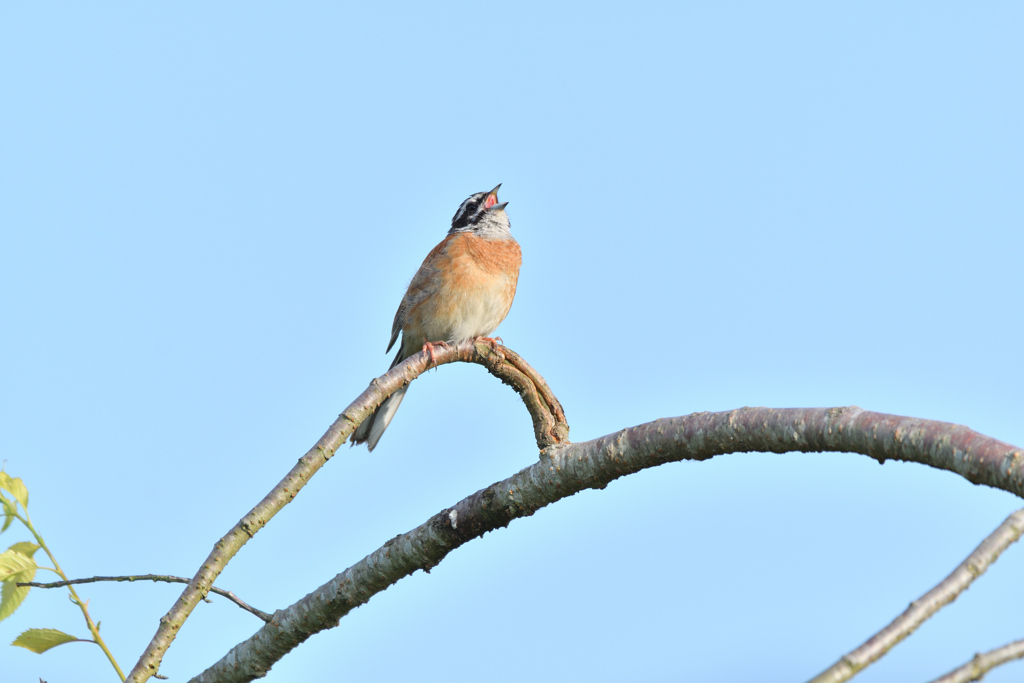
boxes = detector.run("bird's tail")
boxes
[351,349,408,451]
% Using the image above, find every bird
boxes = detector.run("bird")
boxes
[351,184,522,451]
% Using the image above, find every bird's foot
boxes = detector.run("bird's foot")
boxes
[477,336,503,352]
[421,340,452,368]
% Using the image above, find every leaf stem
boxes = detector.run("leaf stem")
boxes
[17,508,125,681]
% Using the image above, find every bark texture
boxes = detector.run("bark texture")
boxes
[189,406,1024,682]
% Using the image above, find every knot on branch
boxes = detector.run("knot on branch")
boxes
[348,340,570,451]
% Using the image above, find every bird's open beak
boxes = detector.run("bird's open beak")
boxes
[483,184,501,210]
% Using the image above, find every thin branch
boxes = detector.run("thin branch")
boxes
[188,406,1024,682]
[126,340,568,683]
[492,345,569,448]
[807,509,1024,683]
[927,639,1024,683]
[19,575,272,623]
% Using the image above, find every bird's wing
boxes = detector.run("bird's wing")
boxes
[386,305,404,354]
[386,236,451,354]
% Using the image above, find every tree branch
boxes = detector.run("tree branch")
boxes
[807,508,1024,683]
[927,639,1024,683]
[126,341,568,683]
[483,344,569,448]
[188,406,1024,682]
[18,575,272,623]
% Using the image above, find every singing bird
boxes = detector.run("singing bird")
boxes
[351,185,522,451]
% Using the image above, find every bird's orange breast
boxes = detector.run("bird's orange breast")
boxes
[404,232,521,347]
[441,231,522,288]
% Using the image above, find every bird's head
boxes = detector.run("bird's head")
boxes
[449,184,510,237]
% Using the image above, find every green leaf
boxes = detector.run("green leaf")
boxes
[0,577,34,622]
[0,472,27,509]
[9,542,39,558]
[5,478,27,510]
[11,628,79,653]
[0,549,36,622]
[0,549,35,581]
[0,494,13,533]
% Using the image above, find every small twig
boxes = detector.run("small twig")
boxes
[807,508,1024,683]
[926,638,1024,683]
[19,575,272,623]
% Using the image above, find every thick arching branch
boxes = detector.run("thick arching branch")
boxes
[125,341,568,683]
[189,407,1024,682]
[808,508,1024,683]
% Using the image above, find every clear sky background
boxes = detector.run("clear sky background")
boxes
[2,3,1022,682]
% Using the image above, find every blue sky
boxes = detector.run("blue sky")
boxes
[2,3,1022,681]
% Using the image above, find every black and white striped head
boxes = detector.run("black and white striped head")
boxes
[448,184,511,238]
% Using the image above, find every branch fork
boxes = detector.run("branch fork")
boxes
[120,343,1024,683]
[126,340,567,682]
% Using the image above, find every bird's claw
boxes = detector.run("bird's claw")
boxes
[477,336,503,352]
[421,340,452,368]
